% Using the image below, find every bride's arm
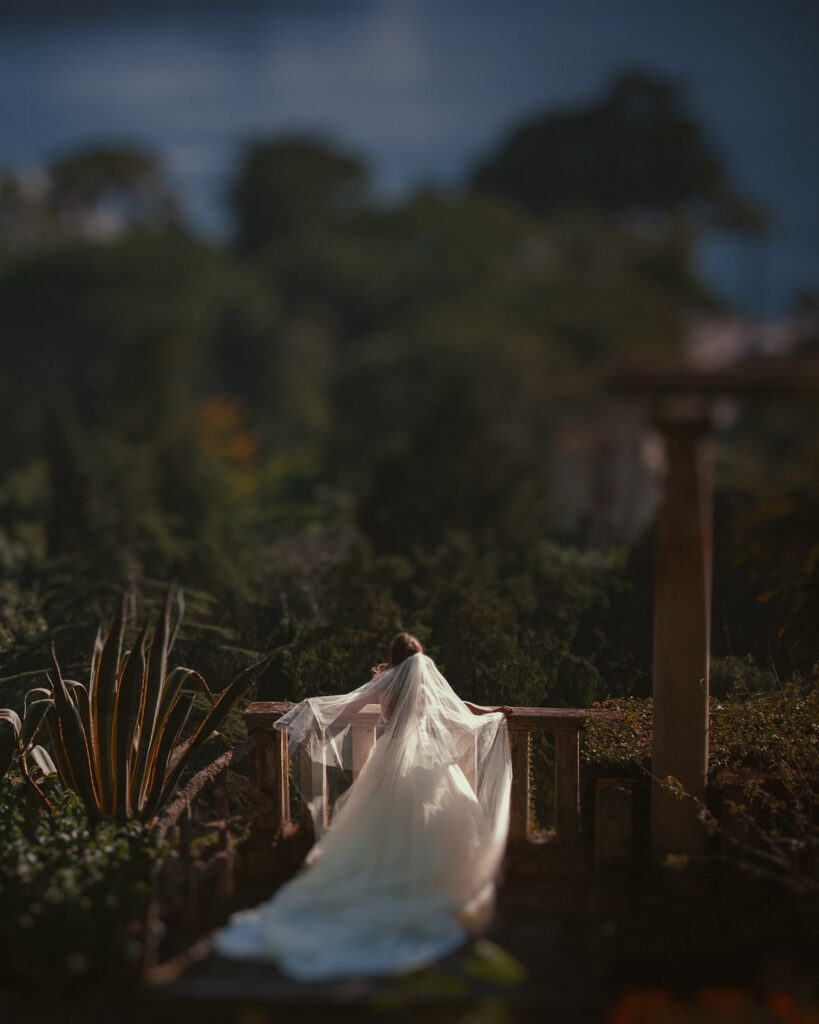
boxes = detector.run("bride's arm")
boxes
[277,674,386,737]
[463,700,513,718]
[334,674,389,721]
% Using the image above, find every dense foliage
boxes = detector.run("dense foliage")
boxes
[471,71,767,232]
[582,673,819,781]
[581,678,819,889]
[265,537,647,709]
[0,113,812,721]
[0,777,165,990]
[1,85,813,712]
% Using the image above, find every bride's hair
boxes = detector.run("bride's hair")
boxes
[372,632,424,677]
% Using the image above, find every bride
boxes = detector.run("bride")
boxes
[213,633,513,980]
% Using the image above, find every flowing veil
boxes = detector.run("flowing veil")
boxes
[214,652,512,979]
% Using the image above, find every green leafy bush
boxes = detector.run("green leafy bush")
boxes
[583,682,819,781]
[709,682,819,778]
[0,776,166,990]
[581,681,819,875]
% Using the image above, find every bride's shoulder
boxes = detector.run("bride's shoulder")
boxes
[389,652,428,670]
[410,652,445,680]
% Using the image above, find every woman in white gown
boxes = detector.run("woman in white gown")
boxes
[214,633,513,981]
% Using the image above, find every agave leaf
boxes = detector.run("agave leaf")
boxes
[28,744,57,776]
[45,706,77,791]
[167,588,185,657]
[187,651,275,757]
[21,697,53,749]
[50,648,100,819]
[24,686,52,706]
[0,708,22,778]
[87,625,104,697]
[65,680,92,736]
[132,665,195,812]
[112,622,148,819]
[131,589,175,801]
[0,707,22,735]
[140,691,195,821]
[156,667,196,732]
[178,668,216,709]
[157,651,276,807]
[91,597,127,813]
[85,625,103,765]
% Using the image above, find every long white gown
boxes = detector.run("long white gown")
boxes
[213,652,512,980]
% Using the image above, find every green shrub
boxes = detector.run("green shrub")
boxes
[0,776,166,990]
[581,682,819,870]
[709,682,819,778]
[583,682,819,781]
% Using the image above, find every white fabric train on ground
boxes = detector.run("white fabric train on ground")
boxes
[213,651,512,980]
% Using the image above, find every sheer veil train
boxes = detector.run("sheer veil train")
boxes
[213,643,512,980]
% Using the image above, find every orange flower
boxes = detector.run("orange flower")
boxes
[696,985,753,1018]
[767,989,819,1024]
[606,987,680,1024]
[198,394,259,463]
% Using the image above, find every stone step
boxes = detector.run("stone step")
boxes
[139,913,612,1024]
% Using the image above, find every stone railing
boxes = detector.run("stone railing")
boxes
[140,701,630,979]
[242,702,626,866]
[506,707,618,845]
[142,743,249,979]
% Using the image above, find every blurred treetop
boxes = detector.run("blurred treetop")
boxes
[470,71,768,233]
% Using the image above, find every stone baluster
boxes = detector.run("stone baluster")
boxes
[554,728,581,844]
[594,777,634,864]
[508,725,530,843]
[352,724,376,779]
[215,766,234,902]
[244,717,290,876]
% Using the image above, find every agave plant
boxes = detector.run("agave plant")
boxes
[40,588,272,824]
[0,689,58,795]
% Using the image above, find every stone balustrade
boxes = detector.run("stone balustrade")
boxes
[242,701,625,863]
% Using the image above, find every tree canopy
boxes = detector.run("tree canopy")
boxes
[470,71,768,232]
[0,76,812,716]
[229,137,370,253]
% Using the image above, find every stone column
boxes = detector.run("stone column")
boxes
[554,729,581,845]
[507,726,530,843]
[245,725,288,877]
[651,406,713,854]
